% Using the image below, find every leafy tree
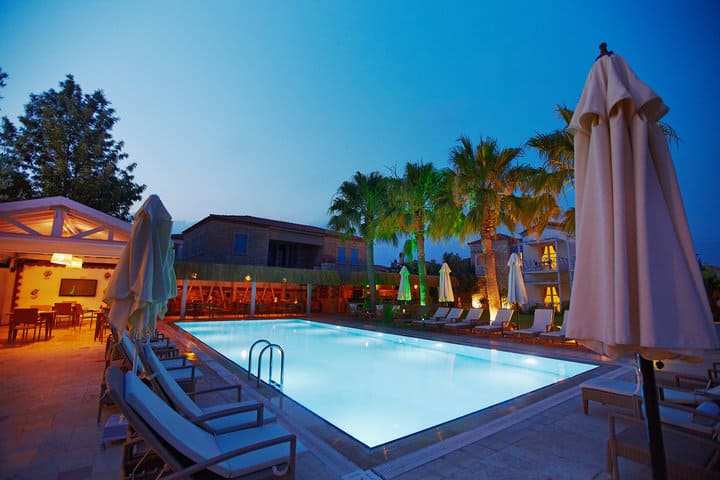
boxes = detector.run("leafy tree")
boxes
[527,105,576,233]
[390,162,458,306]
[328,171,396,309]
[450,136,544,315]
[7,75,144,219]
[0,68,33,201]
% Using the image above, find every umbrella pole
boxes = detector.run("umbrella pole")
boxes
[638,354,667,480]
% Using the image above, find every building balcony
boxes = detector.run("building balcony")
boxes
[522,256,572,273]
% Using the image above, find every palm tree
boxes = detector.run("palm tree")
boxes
[450,136,542,316]
[527,105,576,233]
[328,171,395,309]
[528,104,680,234]
[390,162,458,307]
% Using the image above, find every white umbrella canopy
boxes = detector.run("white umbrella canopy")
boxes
[567,51,718,361]
[438,262,454,304]
[507,252,528,329]
[567,46,718,478]
[104,195,175,338]
[397,265,412,301]
[506,253,528,306]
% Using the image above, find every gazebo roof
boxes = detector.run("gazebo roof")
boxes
[0,196,131,264]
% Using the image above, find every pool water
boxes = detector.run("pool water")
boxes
[178,319,596,447]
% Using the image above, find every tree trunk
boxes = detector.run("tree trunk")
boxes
[366,240,377,308]
[416,231,427,307]
[482,237,501,317]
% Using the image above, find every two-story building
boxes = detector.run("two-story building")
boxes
[173,215,370,316]
[468,225,575,312]
[180,214,366,272]
[518,223,575,312]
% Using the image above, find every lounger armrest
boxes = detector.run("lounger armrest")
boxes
[160,356,188,367]
[192,403,264,431]
[166,364,196,379]
[153,347,180,358]
[187,384,242,402]
[162,434,297,480]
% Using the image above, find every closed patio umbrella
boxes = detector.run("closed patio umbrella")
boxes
[105,195,175,339]
[397,265,412,302]
[567,45,718,478]
[438,262,454,305]
[506,252,528,330]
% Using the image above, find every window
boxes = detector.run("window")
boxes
[541,245,557,270]
[233,233,248,255]
[337,247,346,264]
[544,286,560,311]
[350,248,360,264]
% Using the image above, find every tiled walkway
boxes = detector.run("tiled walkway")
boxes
[0,315,654,479]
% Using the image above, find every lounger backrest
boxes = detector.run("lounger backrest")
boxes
[141,344,202,417]
[124,370,221,465]
[430,307,449,320]
[466,308,483,320]
[492,309,513,325]
[532,309,554,330]
[446,308,463,320]
[120,333,142,368]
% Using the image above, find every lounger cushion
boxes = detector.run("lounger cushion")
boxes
[214,424,295,477]
[125,371,220,461]
[125,371,293,478]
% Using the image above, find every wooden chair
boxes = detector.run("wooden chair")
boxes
[53,302,73,328]
[9,308,40,343]
[72,304,96,331]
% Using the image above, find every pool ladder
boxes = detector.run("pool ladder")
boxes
[247,339,285,389]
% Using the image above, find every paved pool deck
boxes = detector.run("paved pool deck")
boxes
[0,314,655,479]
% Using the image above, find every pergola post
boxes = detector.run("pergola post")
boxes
[306,283,312,317]
[250,280,257,318]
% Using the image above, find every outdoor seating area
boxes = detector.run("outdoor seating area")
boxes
[5,302,107,344]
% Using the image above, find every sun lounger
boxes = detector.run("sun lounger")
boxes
[141,344,276,434]
[444,308,484,332]
[105,366,299,479]
[473,308,513,335]
[539,310,574,343]
[506,309,554,339]
[580,378,643,417]
[118,332,202,389]
[411,307,449,328]
[580,377,699,417]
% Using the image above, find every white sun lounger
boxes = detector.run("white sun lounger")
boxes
[141,343,276,434]
[473,308,513,335]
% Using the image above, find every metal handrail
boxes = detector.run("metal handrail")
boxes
[247,339,271,380]
[257,343,284,388]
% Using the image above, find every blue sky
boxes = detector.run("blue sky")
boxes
[1,1,719,265]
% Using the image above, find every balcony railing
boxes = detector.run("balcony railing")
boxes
[523,256,571,273]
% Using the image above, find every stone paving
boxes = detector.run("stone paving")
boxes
[0,315,655,479]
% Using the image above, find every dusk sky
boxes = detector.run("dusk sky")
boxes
[1,1,719,265]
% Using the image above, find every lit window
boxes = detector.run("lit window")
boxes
[541,245,557,270]
[544,286,560,311]
[233,233,248,255]
[337,247,346,264]
[350,248,360,264]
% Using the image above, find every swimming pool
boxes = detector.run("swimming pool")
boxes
[178,319,596,447]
